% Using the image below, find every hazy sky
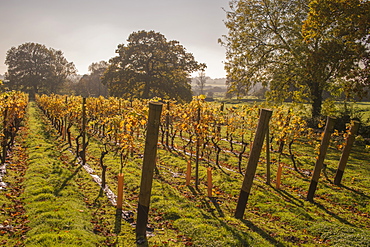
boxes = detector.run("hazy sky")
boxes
[0,0,230,78]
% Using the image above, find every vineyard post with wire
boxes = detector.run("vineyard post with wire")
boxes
[334,120,360,185]
[81,97,87,165]
[1,105,8,164]
[63,96,68,141]
[136,102,163,246]
[266,125,271,185]
[195,106,201,190]
[235,108,272,219]
[165,101,170,148]
[307,116,336,202]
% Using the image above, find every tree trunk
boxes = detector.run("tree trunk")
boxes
[311,84,323,119]
[142,81,151,99]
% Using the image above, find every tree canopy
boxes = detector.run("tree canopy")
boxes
[303,0,370,102]
[5,42,76,98]
[102,30,206,102]
[221,0,370,118]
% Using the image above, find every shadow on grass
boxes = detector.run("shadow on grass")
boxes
[114,209,122,234]
[54,164,83,196]
[241,219,286,247]
[210,197,225,218]
[187,185,200,196]
[339,184,370,200]
[272,187,304,207]
[93,188,104,205]
[199,197,225,218]
[313,201,356,227]
[198,211,252,246]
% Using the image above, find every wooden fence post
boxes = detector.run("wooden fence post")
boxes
[165,101,170,148]
[186,160,191,186]
[195,107,201,190]
[235,109,272,219]
[207,167,213,197]
[136,102,162,246]
[276,164,283,189]
[266,126,271,185]
[81,97,87,166]
[117,173,124,210]
[1,106,8,164]
[334,121,360,185]
[307,116,336,202]
[62,96,68,141]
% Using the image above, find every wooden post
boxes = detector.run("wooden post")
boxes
[165,101,170,148]
[195,107,201,190]
[81,97,87,165]
[334,121,360,185]
[307,117,336,202]
[266,126,271,185]
[136,102,162,246]
[235,109,272,219]
[1,106,8,164]
[185,160,191,186]
[207,167,213,197]
[62,96,68,141]
[117,173,124,210]
[276,164,283,189]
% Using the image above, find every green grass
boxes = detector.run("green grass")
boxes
[22,103,106,246]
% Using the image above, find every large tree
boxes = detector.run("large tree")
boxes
[102,30,206,102]
[221,0,369,118]
[303,0,370,103]
[5,42,76,98]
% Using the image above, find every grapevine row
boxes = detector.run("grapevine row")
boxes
[0,91,28,164]
[35,94,336,179]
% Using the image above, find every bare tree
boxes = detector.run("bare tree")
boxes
[194,71,210,96]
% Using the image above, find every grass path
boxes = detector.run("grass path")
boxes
[22,102,108,246]
[1,102,118,246]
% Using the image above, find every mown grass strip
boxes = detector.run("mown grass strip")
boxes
[0,128,29,246]
[22,103,104,246]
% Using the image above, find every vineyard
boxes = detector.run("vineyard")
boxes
[1,92,370,246]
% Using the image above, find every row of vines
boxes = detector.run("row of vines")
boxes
[35,94,351,189]
[0,91,28,164]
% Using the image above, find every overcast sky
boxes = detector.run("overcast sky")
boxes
[0,0,230,79]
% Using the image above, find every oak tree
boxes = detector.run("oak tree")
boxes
[303,0,370,103]
[5,42,76,98]
[102,30,206,102]
[221,0,369,118]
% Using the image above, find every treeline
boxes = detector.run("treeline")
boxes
[3,31,205,102]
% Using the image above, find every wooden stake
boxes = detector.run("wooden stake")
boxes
[235,109,272,219]
[136,102,162,245]
[81,97,87,165]
[334,121,360,185]
[266,126,271,185]
[117,173,124,210]
[207,167,213,197]
[1,106,8,164]
[195,107,201,190]
[307,117,336,202]
[276,164,283,189]
[186,160,191,186]
[62,96,68,141]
